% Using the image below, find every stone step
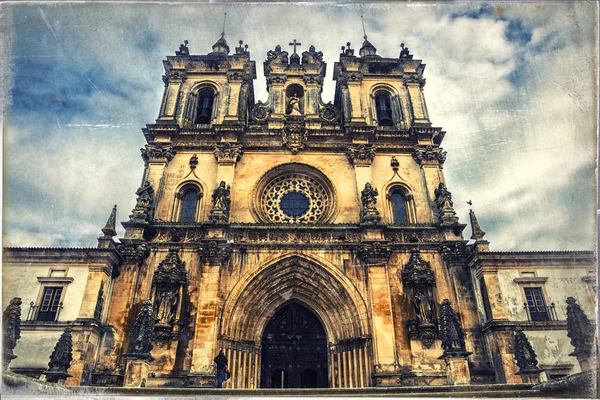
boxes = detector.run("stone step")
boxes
[69,384,540,397]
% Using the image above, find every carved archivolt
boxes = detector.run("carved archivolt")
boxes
[251,163,337,224]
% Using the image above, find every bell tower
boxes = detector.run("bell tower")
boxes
[250,41,338,129]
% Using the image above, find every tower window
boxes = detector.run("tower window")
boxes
[375,91,393,127]
[196,88,215,124]
[180,188,200,223]
[391,191,408,225]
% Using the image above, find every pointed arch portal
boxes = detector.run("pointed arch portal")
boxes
[219,255,372,388]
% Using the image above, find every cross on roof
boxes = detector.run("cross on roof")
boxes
[289,39,301,54]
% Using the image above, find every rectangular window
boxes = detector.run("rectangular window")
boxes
[37,286,63,321]
[524,287,550,321]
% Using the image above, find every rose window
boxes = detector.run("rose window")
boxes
[253,164,336,224]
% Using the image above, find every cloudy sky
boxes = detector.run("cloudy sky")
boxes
[1,1,597,251]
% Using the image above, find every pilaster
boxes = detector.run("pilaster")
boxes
[157,70,186,123]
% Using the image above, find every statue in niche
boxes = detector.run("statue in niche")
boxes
[413,289,433,324]
[155,288,179,325]
[212,181,231,211]
[135,181,154,208]
[434,182,453,210]
[286,96,301,115]
[361,183,379,210]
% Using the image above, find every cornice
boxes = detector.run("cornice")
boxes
[467,250,596,269]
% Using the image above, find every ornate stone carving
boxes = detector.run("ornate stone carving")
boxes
[439,299,469,357]
[513,327,540,373]
[125,300,156,360]
[303,75,323,85]
[43,327,73,383]
[301,45,324,64]
[189,154,198,170]
[209,181,231,223]
[117,242,150,266]
[361,183,381,224]
[266,75,287,85]
[266,45,288,64]
[214,143,243,164]
[198,241,232,264]
[141,142,175,165]
[235,40,249,56]
[214,350,230,388]
[338,72,363,87]
[565,297,595,359]
[2,297,21,369]
[250,101,270,122]
[347,145,376,166]
[175,40,189,56]
[152,248,187,341]
[129,181,155,223]
[357,242,392,265]
[162,69,187,85]
[281,124,307,154]
[227,70,250,83]
[413,145,446,166]
[399,43,413,60]
[319,102,340,123]
[401,249,438,347]
[403,73,426,87]
[441,242,466,264]
[390,156,400,173]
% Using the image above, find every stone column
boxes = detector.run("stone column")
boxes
[405,79,429,125]
[222,72,244,123]
[345,73,366,124]
[157,70,186,123]
[358,243,398,386]
[189,243,231,386]
[347,144,375,199]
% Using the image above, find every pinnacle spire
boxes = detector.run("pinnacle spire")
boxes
[359,16,378,58]
[467,201,486,240]
[101,205,117,238]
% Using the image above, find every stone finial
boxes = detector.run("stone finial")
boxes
[565,297,595,359]
[468,204,486,240]
[439,299,469,357]
[43,326,73,382]
[101,205,118,237]
[513,327,540,373]
[2,297,22,370]
[125,300,156,360]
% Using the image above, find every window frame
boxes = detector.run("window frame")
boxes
[172,183,204,223]
[384,184,416,225]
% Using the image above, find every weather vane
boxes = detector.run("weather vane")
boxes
[361,15,368,39]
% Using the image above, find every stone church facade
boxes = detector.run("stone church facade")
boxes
[3,34,596,390]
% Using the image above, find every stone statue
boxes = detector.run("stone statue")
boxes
[2,297,22,370]
[43,326,73,383]
[126,300,156,360]
[361,183,379,210]
[135,181,154,208]
[439,299,468,356]
[434,182,453,210]
[155,289,178,324]
[176,40,189,56]
[212,181,231,211]
[287,96,301,115]
[214,349,229,388]
[413,290,433,323]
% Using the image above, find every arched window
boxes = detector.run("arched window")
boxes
[386,185,416,225]
[173,184,202,223]
[391,191,408,225]
[195,88,215,124]
[375,91,393,127]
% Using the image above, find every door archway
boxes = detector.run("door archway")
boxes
[260,303,328,388]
